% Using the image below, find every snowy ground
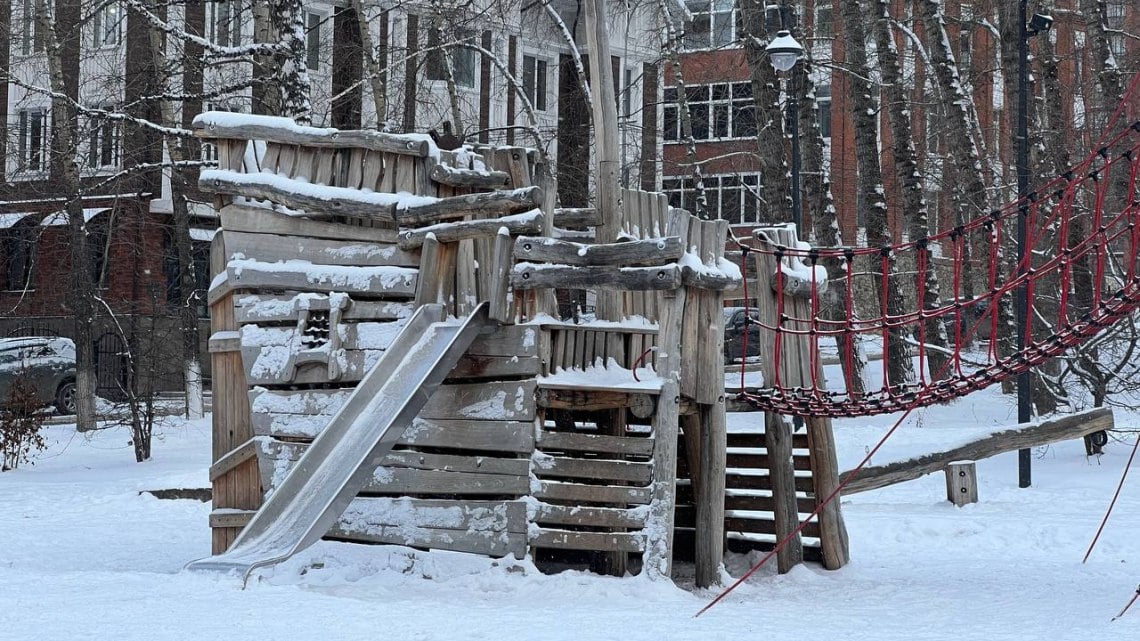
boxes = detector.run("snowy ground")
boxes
[1,394,1138,640]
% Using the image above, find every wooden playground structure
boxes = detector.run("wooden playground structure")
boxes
[194,112,851,585]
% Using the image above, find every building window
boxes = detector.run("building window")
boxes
[17,109,49,173]
[87,115,119,169]
[88,214,111,289]
[306,12,322,71]
[662,82,755,142]
[662,174,761,224]
[683,0,736,50]
[522,55,548,111]
[206,0,242,48]
[2,224,36,291]
[426,28,477,89]
[92,3,122,48]
[958,31,972,72]
[817,84,832,139]
[814,1,833,38]
[21,0,44,55]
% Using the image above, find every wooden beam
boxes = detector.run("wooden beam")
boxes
[428,162,511,188]
[200,170,401,222]
[553,207,601,227]
[220,203,399,243]
[191,113,430,156]
[397,209,544,249]
[513,235,684,267]
[394,186,544,226]
[511,264,682,291]
[839,408,1114,494]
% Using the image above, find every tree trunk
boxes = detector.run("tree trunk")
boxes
[42,0,96,431]
[737,0,791,223]
[659,2,707,219]
[352,0,388,128]
[873,0,949,381]
[840,0,913,387]
[273,0,312,122]
[795,49,866,395]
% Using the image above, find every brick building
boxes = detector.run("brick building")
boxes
[661,0,1139,244]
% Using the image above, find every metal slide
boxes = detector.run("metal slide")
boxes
[186,302,491,579]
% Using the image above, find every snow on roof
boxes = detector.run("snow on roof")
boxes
[0,212,37,229]
[189,227,218,242]
[39,208,110,227]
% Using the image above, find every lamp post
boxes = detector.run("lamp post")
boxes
[767,30,805,234]
[1016,8,1053,489]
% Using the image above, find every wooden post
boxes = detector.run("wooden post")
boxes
[806,416,849,569]
[754,226,804,573]
[945,461,979,506]
[583,0,623,321]
[694,219,729,588]
[643,209,690,580]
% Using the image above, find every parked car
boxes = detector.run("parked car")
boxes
[0,337,77,415]
[724,307,762,362]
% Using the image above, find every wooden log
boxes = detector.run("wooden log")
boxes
[695,400,727,588]
[191,113,430,156]
[532,455,653,484]
[513,235,683,267]
[413,235,445,309]
[536,430,655,456]
[530,503,648,528]
[945,461,979,506]
[489,228,514,323]
[428,162,510,188]
[397,209,544,249]
[221,230,418,267]
[209,261,417,304]
[220,203,399,243]
[643,206,689,580]
[234,294,413,324]
[553,207,601,227]
[511,264,682,291]
[529,528,645,553]
[537,388,655,412]
[208,331,241,354]
[394,186,544,226]
[200,170,402,222]
[252,410,534,452]
[839,407,1114,494]
[533,480,653,505]
[806,415,850,570]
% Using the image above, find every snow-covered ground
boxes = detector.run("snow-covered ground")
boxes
[1,392,1137,640]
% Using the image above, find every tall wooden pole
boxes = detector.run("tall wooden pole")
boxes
[583,0,623,320]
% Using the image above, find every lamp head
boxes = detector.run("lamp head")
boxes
[1028,13,1053,35]
[766,30,803,72]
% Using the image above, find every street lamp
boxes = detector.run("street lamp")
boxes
[766,30,805,235]
[1016,8,1052,489]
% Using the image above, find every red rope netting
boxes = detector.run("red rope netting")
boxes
[737,77,1140,419]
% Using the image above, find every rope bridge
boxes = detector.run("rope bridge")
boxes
[739,80,1140,419]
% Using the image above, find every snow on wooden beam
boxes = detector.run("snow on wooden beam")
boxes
[512,235,683,267]
[839,407,1114,494]
[191,112,431,157]
[393,186,544,226]
[200,170,412,222]
[510,263,682,291]
[397,209,545,249]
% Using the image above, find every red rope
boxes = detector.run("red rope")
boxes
[1112,585,1140,622]
[1082,432,1140,564]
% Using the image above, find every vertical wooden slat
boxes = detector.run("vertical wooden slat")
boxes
[361,150,383,190]
[415,235,443,309]
[489,229,514,323]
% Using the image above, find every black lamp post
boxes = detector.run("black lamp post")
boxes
[767,30,805,234]
[1016,7,1053,489]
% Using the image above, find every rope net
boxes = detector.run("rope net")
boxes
[739,80,1140,419]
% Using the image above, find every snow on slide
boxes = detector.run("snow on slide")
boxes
[185,302,491,580]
